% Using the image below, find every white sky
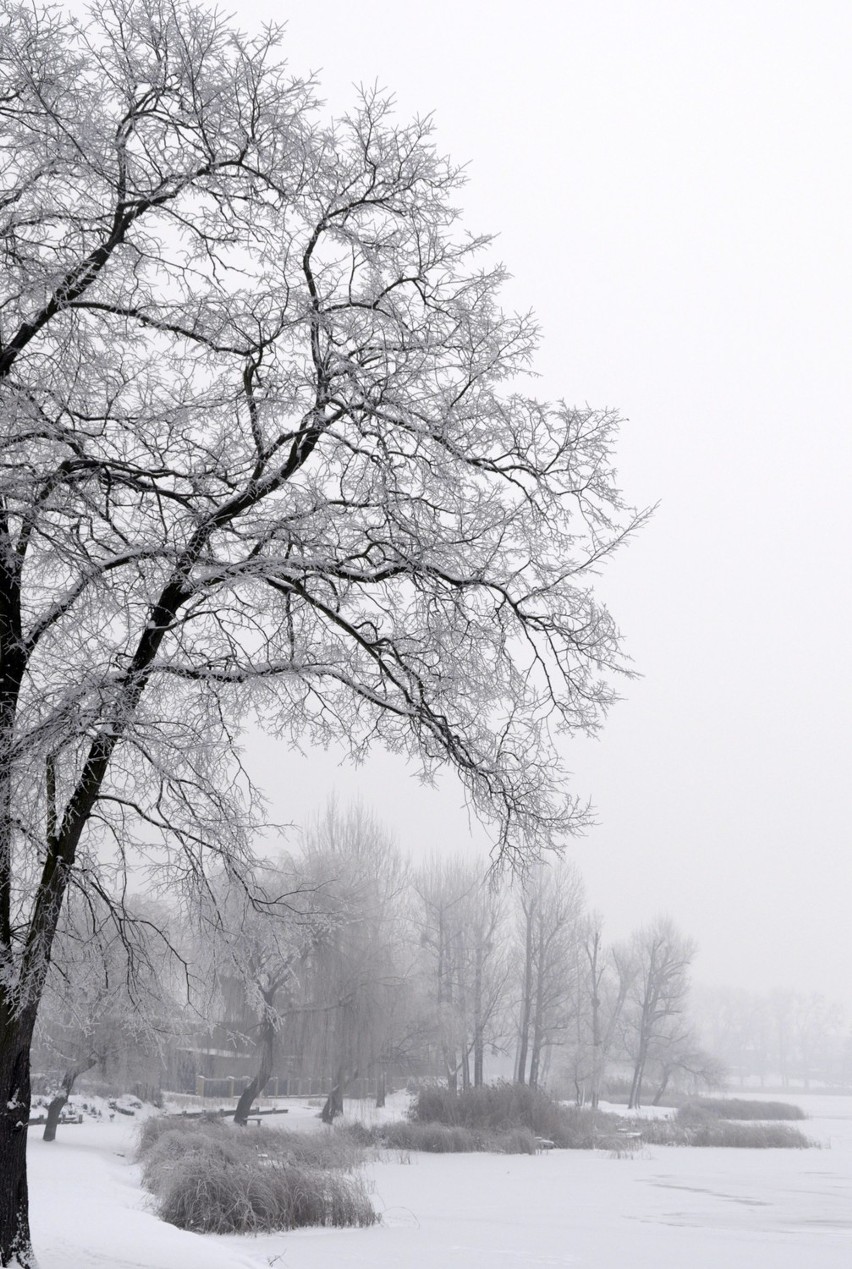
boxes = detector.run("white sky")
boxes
[233,0,852,1008]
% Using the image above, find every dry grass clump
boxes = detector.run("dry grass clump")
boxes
[157,1157,376,1233]
[500,1127,540,1154]
[138,1112,205,1155]
[404,1084,812,1151]
[637,1109,810,1148]
[554,1108,626,1149]
[409,1082,622,1149]
[137,1116,377,1233]
[412,1082,550,1131]
[334,1120,379,1149]
[681,1097,806,1121]
[380,1120,537,1154]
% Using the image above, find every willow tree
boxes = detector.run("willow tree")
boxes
[0,0,643,1260]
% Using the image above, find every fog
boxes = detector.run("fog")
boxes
[231,0,852,1009]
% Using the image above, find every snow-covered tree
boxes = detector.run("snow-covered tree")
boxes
[0,0,642,1258]
[195,867,322,1127]
[294,804,412,1119]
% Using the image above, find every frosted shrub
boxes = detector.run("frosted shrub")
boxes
[137,1117,377,1232]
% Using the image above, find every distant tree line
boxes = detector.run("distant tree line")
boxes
[34,803,730,1119]
[693,985,852,1091]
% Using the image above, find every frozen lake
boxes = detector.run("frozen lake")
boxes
[30,1092,852,1267]
[230,1092,852,1269]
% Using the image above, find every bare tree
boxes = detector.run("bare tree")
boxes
[623,917,696,1109]
[566,913,633,1107]
[467,876,509,1087]
[413,856,476,1092]
[0,0,642,1258]
[413,856,510,1092]
[513,861,585,1088]
[647,1029,727,1105]
[691,985,769,1087]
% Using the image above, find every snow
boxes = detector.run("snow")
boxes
[596,1099,678,1120]
[28,1093,852,1268]
[28,1120,259,1269]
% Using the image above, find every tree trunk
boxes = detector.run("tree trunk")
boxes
[375,1070,386,1109]
[43,1055,97,1142]
[589,990,601,1108]
[527,919,547,1089]
[540,1043,553,1089]
[514,1027,528,1085]
[320,1073,344,1124]
[42,1095,66,1144]
[234,1008,274,1127]
[515,906,535,1084]
[438,934,458,1092]
[528,1038,541,1089]
[472,943,484,1087]
[321,1066,358,1124]
[233,1067,270,1127]
[454,930,470,1092]
[0,1013,36,1267]
[651,1068,670,1106]
[628,1044,647,1110]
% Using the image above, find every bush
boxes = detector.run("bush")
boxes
[137,1116,377,1233]
[680,1098,806,1121]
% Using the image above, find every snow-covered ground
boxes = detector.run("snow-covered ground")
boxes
[28,1092,852,1267]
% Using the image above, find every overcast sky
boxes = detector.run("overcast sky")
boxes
[234,0,852,1008]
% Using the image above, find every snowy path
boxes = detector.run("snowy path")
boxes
[28,1095,852,1268]
[28,1122,260,1269]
